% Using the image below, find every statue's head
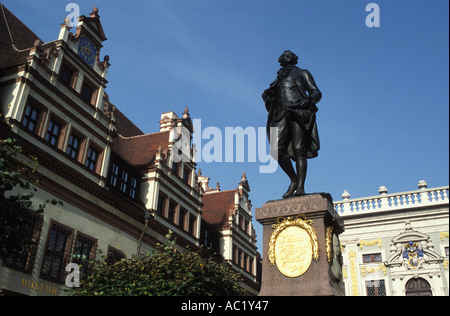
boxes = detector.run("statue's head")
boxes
[278,50,298,67]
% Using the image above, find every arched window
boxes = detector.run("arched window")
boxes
[405,278,432,296]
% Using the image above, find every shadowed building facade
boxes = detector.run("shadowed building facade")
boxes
[0,4,260,296]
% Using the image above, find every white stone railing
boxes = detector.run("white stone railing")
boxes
[334,183,449,217]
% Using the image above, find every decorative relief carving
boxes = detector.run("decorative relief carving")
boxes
[326,226,333,264]
[358,238,382,249]
[361,264,387,277]
[258,194,335,218]
[268,215,319,278]
[327,226,344,282]
[348,250,359,296]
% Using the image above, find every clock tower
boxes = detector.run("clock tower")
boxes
[75,7,107,69]
[56,6,111,114]
[78,34,98,68]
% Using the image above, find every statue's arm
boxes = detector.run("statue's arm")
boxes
[262,90,273,112]
[262,80,277,112]
[302,70,322,104]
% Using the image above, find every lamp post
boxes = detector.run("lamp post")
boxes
[137,209,154,257]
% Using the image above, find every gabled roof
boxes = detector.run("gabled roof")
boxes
[113,131,170,168]
[78,7,107,43]
[202,190,236,228]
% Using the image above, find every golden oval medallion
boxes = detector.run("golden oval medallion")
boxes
[274,226,313,278]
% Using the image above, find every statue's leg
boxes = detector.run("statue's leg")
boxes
[279,155,297,198]
[294,158,307,196]
[275,118,298,199]
[290,120,308,196]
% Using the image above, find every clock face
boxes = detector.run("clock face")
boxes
[78,35,97,68]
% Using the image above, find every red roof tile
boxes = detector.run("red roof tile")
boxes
[202,190,236,228]
[0,3,42,68]
[114,107,145,137]
[0,3,41,49]
[113,131,170,168]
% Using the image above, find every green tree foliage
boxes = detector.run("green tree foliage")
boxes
[70,233,245,296]
[0,137,61,261]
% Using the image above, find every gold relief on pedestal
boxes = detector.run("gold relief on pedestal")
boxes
[326,226,333,264]
[326,226,344,282]
[268,215,319,278]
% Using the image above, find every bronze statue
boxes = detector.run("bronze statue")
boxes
[263,50,322,198]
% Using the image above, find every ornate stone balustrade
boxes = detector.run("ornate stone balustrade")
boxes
[334,181,449,217]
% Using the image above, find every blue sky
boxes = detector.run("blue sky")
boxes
[3,0,448,251]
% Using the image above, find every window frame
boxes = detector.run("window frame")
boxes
[59,61,78,89]
[167,202,176,223]
[182,166,191,184]
[72,232,97,277]
[171,161,180,176]
[44,115,67,149]
[157,193,167,216]
[110,162,120,187]
[362,253,383,263]
[188,215,197,237]
[22,104,40,133]
[66,129,87,163]
[365,279,387,296]
[129,176,138,199]
[66,133,81,160]
[40,221,74,284]
[119,169,129,194]
[107,246,126,264]
[21,102,46,136]
[2,209,44,274]
[178,208,187,230]
[45,119,61,146]
[107,156,141,201]
[85,145,100,172]
[80,77,98,106]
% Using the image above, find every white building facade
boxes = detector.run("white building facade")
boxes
[335,181,449,296]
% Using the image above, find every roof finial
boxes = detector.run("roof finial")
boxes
[418,180,428,190]
[90,7,99,17]
[342,190,350,200]
[183,107,190,119]
[378,186,388,195]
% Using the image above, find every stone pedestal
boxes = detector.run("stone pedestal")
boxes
[255,193,345,296]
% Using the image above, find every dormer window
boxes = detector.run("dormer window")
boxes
[119,170,129,193]
[108,156,140,201]
[110,163,119,187]
[129,177,138,199]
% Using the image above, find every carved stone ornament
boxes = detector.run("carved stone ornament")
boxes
[385,221,444,269]
[326,226,344,282]
[326,226,333,264]
[268,215,319,278]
